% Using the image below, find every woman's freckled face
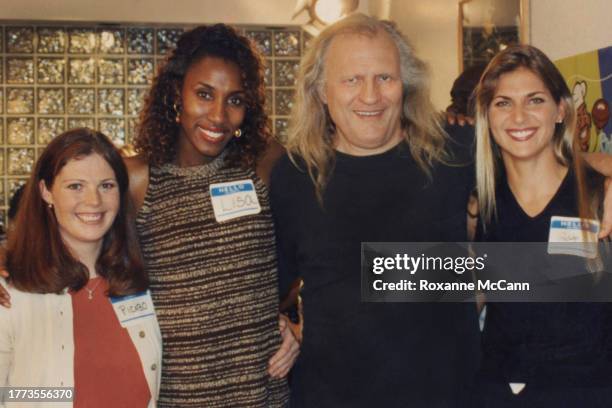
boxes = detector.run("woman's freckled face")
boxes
[40,153,120,254]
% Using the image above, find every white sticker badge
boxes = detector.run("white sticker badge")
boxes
[210,179,261,222]
[110,290,156,328]
[547,216,600,258]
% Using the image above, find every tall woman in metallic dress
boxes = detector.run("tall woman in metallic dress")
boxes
[124,24,296,407]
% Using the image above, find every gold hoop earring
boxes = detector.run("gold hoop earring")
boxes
[173,103,181,123]
[234,129,242,138]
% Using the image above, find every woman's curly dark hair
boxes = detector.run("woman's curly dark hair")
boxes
[134,24,270,168]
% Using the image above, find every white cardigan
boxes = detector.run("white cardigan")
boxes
[0,280,162,408]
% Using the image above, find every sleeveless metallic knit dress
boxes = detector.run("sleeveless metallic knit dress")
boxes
[136,153,289,407]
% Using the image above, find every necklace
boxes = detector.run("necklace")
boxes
[85,278,102,300]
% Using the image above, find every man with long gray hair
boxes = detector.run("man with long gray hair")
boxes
[270,13,480,407]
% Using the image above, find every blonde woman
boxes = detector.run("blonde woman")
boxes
[473,45,612,406]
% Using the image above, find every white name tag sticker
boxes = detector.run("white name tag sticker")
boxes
[210,179,261,222]
[548,216,600,258]
[110,290,155,328]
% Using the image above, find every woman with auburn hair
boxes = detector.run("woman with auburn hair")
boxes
[124,24,294,407]
[0,128,161,407]
[473,45,612,406]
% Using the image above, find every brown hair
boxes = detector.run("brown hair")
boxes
[6,128,148,296]
[474,44,603,224]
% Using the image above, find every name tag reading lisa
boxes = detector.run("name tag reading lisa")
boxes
[110,290,155,328]
[548,216,600,258]
[210,179,261,222]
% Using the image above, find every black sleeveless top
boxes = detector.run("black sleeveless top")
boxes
[478,169,612,386]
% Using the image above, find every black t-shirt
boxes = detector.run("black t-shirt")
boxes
[478,169,612,387]
[270,125,480,407]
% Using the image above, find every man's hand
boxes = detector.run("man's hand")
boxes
[445,107,474,127]
[268,314,300,378]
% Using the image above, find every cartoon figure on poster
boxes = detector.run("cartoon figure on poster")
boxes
[556,45,612,154]
[573,81,592,151]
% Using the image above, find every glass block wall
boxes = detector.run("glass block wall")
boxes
[0,22,305,229]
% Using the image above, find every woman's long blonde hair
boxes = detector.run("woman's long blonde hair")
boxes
[474,45,602,225]
[286,13,448,203]
[476,45,605,275]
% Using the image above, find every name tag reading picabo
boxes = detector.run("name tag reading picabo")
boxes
[548,216,600,258]
[110,290,155,328]
[210,179,261,222]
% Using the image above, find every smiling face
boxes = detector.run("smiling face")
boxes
[176,56,247,166]
[322,31,404,156]
[40,153,119,257]
[488,67,565,164]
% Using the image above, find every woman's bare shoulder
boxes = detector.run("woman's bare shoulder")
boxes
[123,154,149,213]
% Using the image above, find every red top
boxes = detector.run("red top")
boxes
[71,277,151,407]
